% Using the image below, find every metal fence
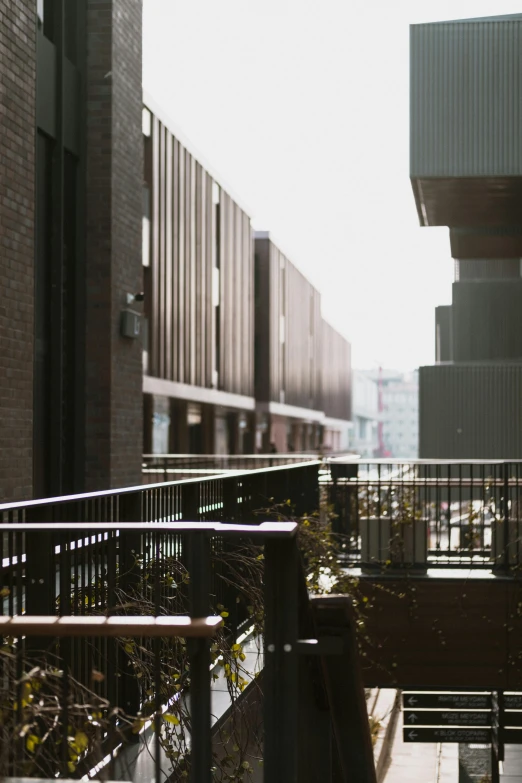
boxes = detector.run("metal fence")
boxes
[142,452,352,482]
[0,520,300,782]
[0,459,376,782]
[327,460,522,570]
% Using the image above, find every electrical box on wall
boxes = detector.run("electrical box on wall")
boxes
[120,309,141,339]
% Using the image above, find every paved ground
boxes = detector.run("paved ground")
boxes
[385,730,458,782]
[503,745,522,782]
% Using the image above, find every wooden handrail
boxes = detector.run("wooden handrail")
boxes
[0,615,223,638]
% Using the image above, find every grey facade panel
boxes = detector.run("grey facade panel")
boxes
[321,320,352,422]
[419,363,522,458]
[435,306,453,363]
[455,259,521,280]
[452,280,522,361]
[410,19,522,177]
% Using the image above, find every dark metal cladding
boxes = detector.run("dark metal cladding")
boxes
[144,106,254,398]
[410,15,522,227]
[435,306,453,363]
[452,280,522,362]
[419,363,522,458]
[411,17,522,179]
[321,320,352,421]
[254,235,322,410]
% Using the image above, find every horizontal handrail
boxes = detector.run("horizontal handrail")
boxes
[331,458,522,465]
[0,615,223,638]
[0,520,298,537]
[0,460,321,513]
[143,452,327,459]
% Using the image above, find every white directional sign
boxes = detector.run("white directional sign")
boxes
[403,710,490,727]
[403,728,491,743]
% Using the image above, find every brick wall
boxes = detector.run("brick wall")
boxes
[85,0,143,490]
[0,1,36,500]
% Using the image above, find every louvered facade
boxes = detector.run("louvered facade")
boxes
[412,14,522,459]
[254,233,351,453]
[142,99,256,455]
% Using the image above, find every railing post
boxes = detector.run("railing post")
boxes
[222,476,240,637]
[25,505,55,616]
[503,462,510,570]
[118,491,143,721]
[264,536,299,783]
[186,531,212,783]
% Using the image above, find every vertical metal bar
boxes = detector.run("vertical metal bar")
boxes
[50,0,65,494]
[264,536,299,783]
[502,462,510,570]
[61,647,70,776]
[186,532,212,783]
[154,529,161,783]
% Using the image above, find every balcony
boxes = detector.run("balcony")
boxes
[1,458,521,780]
[0,461,376,783]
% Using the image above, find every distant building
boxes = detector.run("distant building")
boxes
[351,371,379,458]
[362,370,419,458]
[254,232,352,453]
[381,371,419,458]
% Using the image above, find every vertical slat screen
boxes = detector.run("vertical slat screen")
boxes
[145,108,254,397]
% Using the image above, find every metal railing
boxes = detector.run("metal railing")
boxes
[3,455,522,779]
[0,509,376,781]
[327,459,522,570]
[142,452,354,482]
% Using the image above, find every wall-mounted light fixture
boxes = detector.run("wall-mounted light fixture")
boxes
[121,292,145,339]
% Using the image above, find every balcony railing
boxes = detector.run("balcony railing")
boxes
[328,459,522,570]
[2,457,521,780]
[0,462,376,782]
[142,451,354,482]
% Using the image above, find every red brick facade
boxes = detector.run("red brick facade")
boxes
[0,0,36,500]
[85,0,144,490]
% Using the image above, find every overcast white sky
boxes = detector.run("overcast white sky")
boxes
[143,0,521,371]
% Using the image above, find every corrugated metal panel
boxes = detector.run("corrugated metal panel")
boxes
[411,18,522,177]
[419,363,522,458]
[452,280,522,361]
[435,306,453,363]
[455,259,521,280]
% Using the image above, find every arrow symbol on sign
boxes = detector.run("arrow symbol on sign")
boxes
[408,713,419,723]
[407,696,418,706]
[408,730,418,740]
